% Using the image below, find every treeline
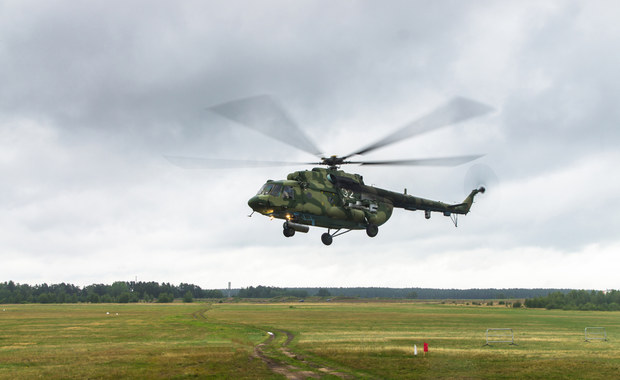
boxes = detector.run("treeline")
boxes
[237,285,308,298]
[229,287,572,300]
[321,287,571,299]
[0,281,223,304]
[3,281,591,304]
[525,290,620,311]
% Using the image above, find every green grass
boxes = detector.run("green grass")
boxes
[1,302,619,379]
[0,303,274,379]
[204,302,620,379]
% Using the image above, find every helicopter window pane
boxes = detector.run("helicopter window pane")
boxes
[259,184,274,195]
[282,186,294,199]
[270,184,282,196]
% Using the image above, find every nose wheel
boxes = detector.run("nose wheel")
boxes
[321,233,333,246]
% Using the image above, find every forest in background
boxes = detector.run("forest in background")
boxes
[1,281,582,304]
[525,289,620,311]
[4,281,618,310]
[0,281,222,304]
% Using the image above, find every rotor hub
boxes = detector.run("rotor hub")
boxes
[321,155,349,169]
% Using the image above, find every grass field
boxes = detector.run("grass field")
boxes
[1,302,619,379]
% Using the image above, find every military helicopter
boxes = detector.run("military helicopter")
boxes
[168,95,493,245]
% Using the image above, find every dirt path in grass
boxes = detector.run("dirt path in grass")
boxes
[253,330,353,379]
[252,332,319,379]
[195,307,352,379]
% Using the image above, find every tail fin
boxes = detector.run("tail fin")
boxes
[449,187,485,215]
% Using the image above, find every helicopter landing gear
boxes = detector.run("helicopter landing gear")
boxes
[366,224,378,237]
[321,228,352,245]
[321,233,333,246]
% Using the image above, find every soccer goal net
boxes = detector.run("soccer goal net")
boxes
[484,328,516,346]
[585,327,607,342]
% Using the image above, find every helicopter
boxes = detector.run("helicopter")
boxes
[168,95,493,245]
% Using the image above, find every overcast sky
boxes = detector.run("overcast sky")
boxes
[2,0,619,290]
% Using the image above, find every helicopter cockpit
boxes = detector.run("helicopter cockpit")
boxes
[256,183,295,199]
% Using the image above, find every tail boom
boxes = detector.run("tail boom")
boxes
[379,186,485,216]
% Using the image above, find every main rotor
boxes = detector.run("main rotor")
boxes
[320,155,350,170]
[166,94,494,171]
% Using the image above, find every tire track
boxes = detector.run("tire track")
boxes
[252,332,318,379]
[256,330,354,379]
[196,307,354,379]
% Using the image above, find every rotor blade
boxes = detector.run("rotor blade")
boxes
[165,155,318,169]
[347,97,494,158]
[349,154,484,167]
[209,95,323,157]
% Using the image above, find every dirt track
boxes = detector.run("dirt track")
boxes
[252,331,319,379]
[195,307,352,379]
[253,329,352,379]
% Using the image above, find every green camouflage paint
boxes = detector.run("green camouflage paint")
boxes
[247,167,484,231]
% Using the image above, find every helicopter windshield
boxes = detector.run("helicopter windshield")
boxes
[270,184,282,196]
[257,183,273,195]
[257,183,293,199]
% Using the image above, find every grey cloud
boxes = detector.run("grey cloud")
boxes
[1,1,619,288]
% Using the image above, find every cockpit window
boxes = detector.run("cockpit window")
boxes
[258,183,294,199]
[282,186,294,199]
[258,183,274,195]
[270,184,282,196]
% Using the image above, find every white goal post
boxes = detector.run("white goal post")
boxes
[585,327,607,342]
[484,328,517,346]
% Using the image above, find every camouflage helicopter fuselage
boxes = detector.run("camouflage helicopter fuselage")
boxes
[247,167,484,244]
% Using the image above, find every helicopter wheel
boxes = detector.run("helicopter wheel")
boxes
[366,224,378,238]
[321,233,333,246]
[283,227,295,237]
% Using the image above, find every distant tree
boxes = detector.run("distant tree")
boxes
[160,283,175,298]
[316,288,331,297]
[204,289,223,298]
[37,293,52,304]
[183,291,193,303]
[405,291,418,299]
[110,282,130,297]
[118,292,131,303]
[288,290,308,298]
[55,290,66,303]
[157,292,174,303]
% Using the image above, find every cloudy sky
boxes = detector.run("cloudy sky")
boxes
[2,0,619,290]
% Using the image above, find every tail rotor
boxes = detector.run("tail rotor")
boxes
[464,163,500,216]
